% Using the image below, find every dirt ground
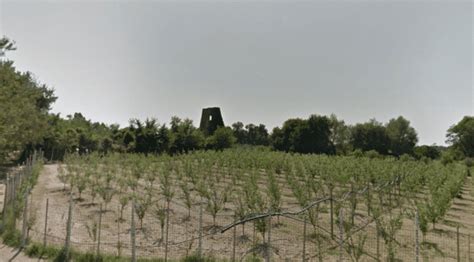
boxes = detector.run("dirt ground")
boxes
[15,165,474,261]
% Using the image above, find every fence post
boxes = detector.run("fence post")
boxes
[198,199,203,258]
[468,234,471,262]
[131,201,137,262]
[2,177,9,229]
[302,217,307,262]
[457,226,460,262]
[415,209,420,262]
[96,204,103,261]
[339,208,344,262]
[376,223,380,260]
[21,187,29,248]
[330,188,334,239]
[12,174,16,202]
[43,198,49,248]
[3,177,8,207]
[64,193,74,261]
[265,216,272,262]
[117,205,121,257]
[232,223,237,262]
[165,201,170,262]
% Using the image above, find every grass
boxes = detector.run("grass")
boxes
[23,242,231,262]
[23,242,228,262]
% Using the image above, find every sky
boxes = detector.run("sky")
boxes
[0,0,472,145]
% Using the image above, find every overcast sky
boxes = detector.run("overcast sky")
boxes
[1,0,472,145]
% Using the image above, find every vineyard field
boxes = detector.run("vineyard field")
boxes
[16,148,473,261]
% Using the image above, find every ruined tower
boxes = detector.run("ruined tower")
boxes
[199,107,224,136]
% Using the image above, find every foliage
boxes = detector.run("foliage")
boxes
[206,127,236,151]
[0,44,56,162]
[231,122,270,146]
[271,115,335,154]
[414,145,441,160]
[350,119,390,155]
[386,116,418,156]
[447,116,474,158]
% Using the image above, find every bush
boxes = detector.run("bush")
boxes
[25,243,61,258]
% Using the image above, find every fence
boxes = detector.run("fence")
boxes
[2,161,474,261]
[18,195,474,261]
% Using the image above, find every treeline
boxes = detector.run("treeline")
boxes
[1,37,473,164]
[25,113,236,161]
[230,114,473,162]
[0,38,57,163]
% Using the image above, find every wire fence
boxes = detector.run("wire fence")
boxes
[2,158,473,261]
[18,195,474,261]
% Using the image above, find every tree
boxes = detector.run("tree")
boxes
[350,119,390,155]
[270,115,334,154]
[0,52,56,162]
[328,114,351,154]
[232,122,246,144]
[246,124,270,146]
[305,114,335,154]
[232,122,270,146]
[414,145,441,160]
[447,116,474,158]
[129,118,161,154]
[169,118,204,154]
[386,116,418,156]
[0,37,16,57]
[206,127,236,150]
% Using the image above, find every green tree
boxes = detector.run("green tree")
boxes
[0,37,16,57]
[0,42,56,162]
[206,126,236,150]
[169,117,204,154]
[447,116,474,158]
[232,122,246,144]
[386,116,418,156]
[350,119,390,155]
[271,115,334,154]
[414,145,441,160]
[246,123,270,146]
[328,114,351,155]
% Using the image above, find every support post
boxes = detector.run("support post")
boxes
[302,217,307,262]
[457,226,460,262]
[2,177,9,229]
[64,193,73,261]
[198,199,203,258]
[415,209,420,262]
[376,223,380,260]
[265,216,271,262]
[131,201,137,262]
[468,234,471,262]
[330,187,334,239]
[96,204,102,261]
[21,188,29,248]
[339,208,344,262]
[232,224,237,262]
[43,198,49,248]
[165,201,170,262]
[467,234,471,262]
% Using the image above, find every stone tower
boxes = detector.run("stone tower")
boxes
[199,107,224,136]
